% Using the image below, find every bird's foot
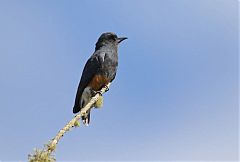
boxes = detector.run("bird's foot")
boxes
[103,85,109,92]
[90,85,109,96]
[90,89,102,96]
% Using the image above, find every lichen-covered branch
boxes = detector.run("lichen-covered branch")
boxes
[28,83,110,162]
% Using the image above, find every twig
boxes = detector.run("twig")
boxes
[28,83,111,162]
[47,83,111,153]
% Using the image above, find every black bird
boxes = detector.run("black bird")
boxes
[73,32,127,125]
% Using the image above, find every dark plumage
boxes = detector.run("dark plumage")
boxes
[73,32,127,125]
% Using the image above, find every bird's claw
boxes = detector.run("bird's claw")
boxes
[91,89,102,96]
[103,85,109,92]
[90,85,109,96]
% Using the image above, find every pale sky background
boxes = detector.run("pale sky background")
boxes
[0,0,238,161]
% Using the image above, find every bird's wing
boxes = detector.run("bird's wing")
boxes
[73,52,105,113]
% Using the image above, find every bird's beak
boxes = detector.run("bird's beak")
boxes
[117,37,128,43]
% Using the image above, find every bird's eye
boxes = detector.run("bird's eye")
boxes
[110,35,116,41]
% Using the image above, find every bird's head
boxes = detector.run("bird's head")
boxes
[95,32,127,50]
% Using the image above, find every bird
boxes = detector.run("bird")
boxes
[73,32,127,125]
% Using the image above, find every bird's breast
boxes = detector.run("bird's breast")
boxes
[88,74,110,91]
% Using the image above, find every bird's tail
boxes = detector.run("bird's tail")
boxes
[82,111,90,126]
[73,106,80,114]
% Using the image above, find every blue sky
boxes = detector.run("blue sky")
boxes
[0,0,238,161]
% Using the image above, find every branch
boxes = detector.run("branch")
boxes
[28,83,111,162]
